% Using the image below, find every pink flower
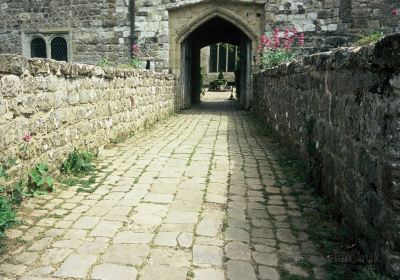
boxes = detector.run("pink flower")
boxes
[392,8,398,16]
[284,28,290,39]
[291,26,298,36]
[273,28,280,48]
[131,44,140,56]
[285,36,295,50]
[283,28,293,50]
[23,132,32,143]
[265,37,271,48]
[259,35,271,51]
[298,33,305,47]
[260,35,267,45]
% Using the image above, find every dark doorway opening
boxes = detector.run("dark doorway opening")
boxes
[181,16,252,108]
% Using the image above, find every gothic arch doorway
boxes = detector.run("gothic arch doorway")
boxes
[168,3,264,109]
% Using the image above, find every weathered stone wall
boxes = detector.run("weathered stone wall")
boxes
[0,0,132,65]
[1,0,397,70]
[0,54,175,172]
[137,0,399,70]
[253,35,400,278]
[265,0,399,51]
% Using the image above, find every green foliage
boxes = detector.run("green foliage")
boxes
[59,175,96,193]
[217,71,225,80]
[353,31,384,47]
[97,57,109,67]
[220,43,235,52]
[0,167,6,179]
[0,157,18,180]
[10,181,25,205]
[118,58,143,69]
[27,163,54,195]
[4,157,17,169]
[61,149,95,175]
[216,79,226,86]
[128,57,142,69]
[59,175,95,188]
[0,196,17,238]
[261,49,297,69]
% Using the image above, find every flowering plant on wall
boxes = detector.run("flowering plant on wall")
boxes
[128,44,143,69]
[19,132,33,159]
[258,27,304,69]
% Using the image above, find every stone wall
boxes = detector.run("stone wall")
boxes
[253,35,400,277]
[0,54,175,172]
[265,0,399,52]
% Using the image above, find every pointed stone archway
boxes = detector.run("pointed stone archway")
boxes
[168,2,265,109]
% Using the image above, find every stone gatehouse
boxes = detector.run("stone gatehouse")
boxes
[0,0,396,67]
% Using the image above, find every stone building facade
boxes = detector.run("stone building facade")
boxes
[0,0,133,65]
[0,0,398,71]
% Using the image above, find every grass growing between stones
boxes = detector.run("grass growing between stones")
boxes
[352,31,385,47]
[58,148,98,192]
[109,131,136,146]
[58,175,96,193]
[249,114,389,280]
[0,197,18,252]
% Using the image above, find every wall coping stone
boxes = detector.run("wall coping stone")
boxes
[0,55,175,80]
[257,34,400,78]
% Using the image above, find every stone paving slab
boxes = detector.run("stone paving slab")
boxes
[0,92,328,280]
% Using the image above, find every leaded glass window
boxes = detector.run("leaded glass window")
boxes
[51,37,68,61]
[30,38,47,58]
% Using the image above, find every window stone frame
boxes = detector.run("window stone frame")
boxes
[22,30,72,62]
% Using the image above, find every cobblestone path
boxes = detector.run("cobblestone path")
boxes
[0,92,327,280]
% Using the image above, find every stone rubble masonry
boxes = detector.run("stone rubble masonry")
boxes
[253,34,400,278]
[263,0,398,52]
[0,0,398,69]
[0,54,175,174]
